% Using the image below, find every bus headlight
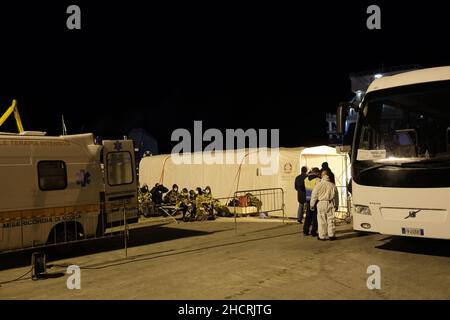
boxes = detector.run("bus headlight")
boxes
[355,205,371,215]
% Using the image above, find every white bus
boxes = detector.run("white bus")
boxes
[0,132,139,253]
[337,66,450,239]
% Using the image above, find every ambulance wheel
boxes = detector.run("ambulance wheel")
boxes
[47,222,84,244]
[60,229,74,243]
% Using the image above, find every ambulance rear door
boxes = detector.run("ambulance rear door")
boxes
[102,139,138,226]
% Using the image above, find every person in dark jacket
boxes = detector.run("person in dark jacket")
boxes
[150,183,169,205]
[303,168,321,236]
[321,162,335,184]
[163,184,180,205]
[294,166,308,223]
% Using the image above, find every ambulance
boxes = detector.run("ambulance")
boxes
[0,131,139,252]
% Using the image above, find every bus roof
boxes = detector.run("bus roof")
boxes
[367,66,450,93]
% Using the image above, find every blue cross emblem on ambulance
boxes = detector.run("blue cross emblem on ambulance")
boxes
[114,141,123,151]
[76,170,91,187]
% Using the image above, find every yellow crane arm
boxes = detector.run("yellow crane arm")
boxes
[0,99,24,133]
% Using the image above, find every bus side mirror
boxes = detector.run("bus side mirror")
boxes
[337,102,359,135]
[336,103,348,135]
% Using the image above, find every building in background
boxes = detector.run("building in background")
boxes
[128,128,159,165]
[327,65,421,145]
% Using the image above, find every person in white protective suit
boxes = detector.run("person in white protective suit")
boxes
[310,170,339,241]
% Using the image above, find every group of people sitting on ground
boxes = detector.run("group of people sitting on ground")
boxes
[138,183,232,221]
[295,162,339,241]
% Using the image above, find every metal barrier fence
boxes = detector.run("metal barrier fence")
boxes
[331,182,352,224]
[230,188,285,232]
[338,194,352,224]
[0,202,136,256]
[335,183,351,220]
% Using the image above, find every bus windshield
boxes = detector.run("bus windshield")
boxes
[354,80,450,166]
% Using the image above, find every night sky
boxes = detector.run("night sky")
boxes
[0,1,449,153]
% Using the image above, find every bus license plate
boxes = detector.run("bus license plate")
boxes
[401,227,424,236]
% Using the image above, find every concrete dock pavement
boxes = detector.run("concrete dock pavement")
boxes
[0,217,449,299]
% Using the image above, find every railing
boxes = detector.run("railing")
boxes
[230,188,285,232]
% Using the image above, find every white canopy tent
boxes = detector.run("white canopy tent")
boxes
[139,147,304,218]
[139,145,351,219]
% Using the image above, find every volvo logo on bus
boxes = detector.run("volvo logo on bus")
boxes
[404,209,422,219]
